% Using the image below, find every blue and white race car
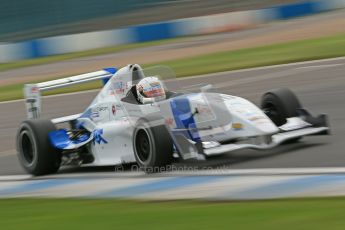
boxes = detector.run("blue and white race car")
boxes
[16,64,330,175]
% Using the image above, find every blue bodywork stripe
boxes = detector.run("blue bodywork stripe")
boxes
[102,67,117,85]
[49,129,70,149]
[170,97,200,141]
[49,129,90,149]
[103,67,117,74]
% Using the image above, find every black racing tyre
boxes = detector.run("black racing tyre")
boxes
[16,119,61,176]
[133,120,173,172]
[261,88,302,127]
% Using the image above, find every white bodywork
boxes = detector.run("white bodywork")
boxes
[24,65,329,166]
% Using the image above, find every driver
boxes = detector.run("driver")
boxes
[136,77,166,104]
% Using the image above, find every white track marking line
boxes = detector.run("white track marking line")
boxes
[205,62,336,90]
[0,175,32,181]
[0,98,23,105]
[180,56,345,81]
[1,57,344,105]
[0,150,15,157]
[295,63,344,69]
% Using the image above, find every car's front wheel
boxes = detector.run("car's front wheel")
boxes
[261,88,302,126]
[261,88,303,143]
[16,119,61,176]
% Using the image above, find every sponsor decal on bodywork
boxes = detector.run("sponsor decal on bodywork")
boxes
[112,105,116,115]
[91,106,109,122]
[31,86,39,93]
[93,129,108,145]
[165,117,174,127]
[232,123,243,130]
[113,82,125,94]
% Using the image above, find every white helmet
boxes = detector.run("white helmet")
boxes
[136,77,166,104]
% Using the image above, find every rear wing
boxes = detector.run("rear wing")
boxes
[24,68,116,119]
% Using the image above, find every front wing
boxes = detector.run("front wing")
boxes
[203,126,328,156]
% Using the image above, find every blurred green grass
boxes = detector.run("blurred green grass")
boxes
[1,198,345,230]
[160,33,345,77]
[0,34,344,102]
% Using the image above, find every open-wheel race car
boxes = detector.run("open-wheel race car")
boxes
[16,64,330,175]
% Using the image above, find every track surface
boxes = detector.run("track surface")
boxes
[0,57,344,175]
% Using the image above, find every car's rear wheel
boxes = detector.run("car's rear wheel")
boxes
[133,120,173,172]
[16,119,61,176]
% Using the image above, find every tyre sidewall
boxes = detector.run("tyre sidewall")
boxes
[262,88,301,126]
[133,122,156,168]
[16,120,61,175]
[17,122,40,173]
[133,119,173,172]
[262,94,288,126]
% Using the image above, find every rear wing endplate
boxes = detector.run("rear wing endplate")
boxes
[24,68,116,119]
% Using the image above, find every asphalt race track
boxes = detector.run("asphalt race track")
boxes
[0,57,344,176]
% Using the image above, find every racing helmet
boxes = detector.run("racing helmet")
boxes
[136,77,166,104]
